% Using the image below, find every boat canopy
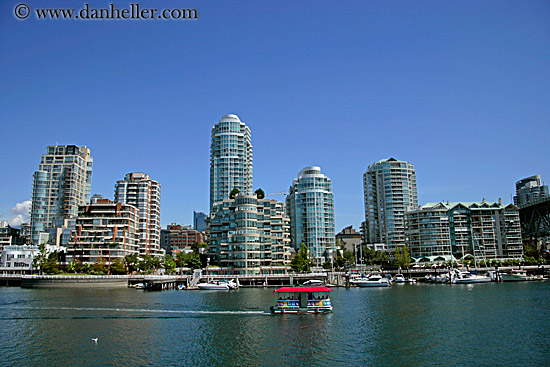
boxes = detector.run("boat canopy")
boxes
[274,286,332,293]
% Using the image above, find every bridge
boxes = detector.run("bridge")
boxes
[519,197,550,239]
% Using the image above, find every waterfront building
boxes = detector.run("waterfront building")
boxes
[210,114,253,210]
[193,211,207,232]
[514,175,549,209]
[363,158,418,252]
[286,166,335,266]
[67,197,140,264]
[160,223,206,257]
[0,245,38,274]
[114,172,161,257]
[405,199,523,260]
[209,194,291,275]
[30,144,93,245]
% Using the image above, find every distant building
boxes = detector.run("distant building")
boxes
[30,144,93,245]
[67,197,140,264]
[193,211,207,232]
[161,223,206,258]
[287,166,335,266]
[363,157,418,252]
[20,223,31,244]
[115,172,161,257]
[336,226,361,253]
[209,194,291,275]
[0,221,25,252]
[405,199,523,260]
[514,175,549,209]
[210,114,253,210]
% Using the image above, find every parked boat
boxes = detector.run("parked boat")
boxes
[352,273,391,287]
[302,279,324,286]
[501,270,530,282]
[425,273,450,283]
[393,274,417,284]
[451,270,491,284]
[270,286,332,314]
[197,279,238,290]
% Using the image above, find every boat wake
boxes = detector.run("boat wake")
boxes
[0,306,270,319]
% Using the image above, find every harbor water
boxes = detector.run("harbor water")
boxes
[1,282,549,366]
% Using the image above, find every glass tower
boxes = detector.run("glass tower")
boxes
[286,166,335,266]
[210,114,253,210]
[363,158,418,251]
[30,145,93,245]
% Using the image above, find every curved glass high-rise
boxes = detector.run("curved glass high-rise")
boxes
[286,166,335,266]
[210,114,253,210]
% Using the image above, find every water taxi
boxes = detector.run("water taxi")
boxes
[270,286,333,314]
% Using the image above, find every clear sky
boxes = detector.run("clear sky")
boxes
[1,0,549,232]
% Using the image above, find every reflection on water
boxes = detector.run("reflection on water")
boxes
[1,283,549,366]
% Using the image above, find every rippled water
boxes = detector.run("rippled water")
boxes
[1,282,549,366]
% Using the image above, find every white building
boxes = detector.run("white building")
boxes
[363,158,418,252]
[115,172,161,257]
[405,199,523,260]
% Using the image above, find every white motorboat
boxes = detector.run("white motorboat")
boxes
[451,270,491,284]
[501,269,530,282]
[352,273,391,287]
[393,274,416,284]
[302,279,324,286]
[197,279,238,290]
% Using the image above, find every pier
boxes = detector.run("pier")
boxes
[1,265,547,289]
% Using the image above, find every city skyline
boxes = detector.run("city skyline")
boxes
[2,1,549,232]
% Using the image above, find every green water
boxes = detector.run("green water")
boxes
[1,282,549,366]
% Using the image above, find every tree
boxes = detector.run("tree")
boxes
[124,253,139,273]
[291,243,312,273]
[163,254,176,274]
[33,243,49,275]
[43,251,60,274]
[254,188,265,199]
[394,245,412,269]
[175,251,202,269]
[89,256,108,275]
[230,188,240,199]
[110,258,126,275]
[190,241,208,253]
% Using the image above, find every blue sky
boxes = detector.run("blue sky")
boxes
[1,0,549,232]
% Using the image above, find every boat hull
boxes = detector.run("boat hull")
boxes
[270,306,332,314]
[354,281,390,287]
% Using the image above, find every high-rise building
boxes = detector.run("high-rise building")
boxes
[405,199,523,259]
[193,211,207,232]
[514,175,549,209]
[114,172,161,257]
[30,144,93,245]
[286,166,335,266]
[363,158,418,251]
[67,197,140,264]
[209,194,291,275]
[210,114,253,210]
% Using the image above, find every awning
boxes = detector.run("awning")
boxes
[274,286,332,293]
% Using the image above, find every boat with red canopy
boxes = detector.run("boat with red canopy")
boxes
[270,286,333,314]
